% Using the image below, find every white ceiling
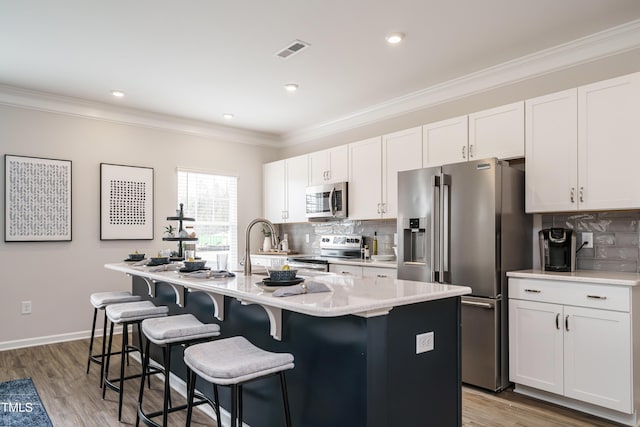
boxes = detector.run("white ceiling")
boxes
[1,1,640,143]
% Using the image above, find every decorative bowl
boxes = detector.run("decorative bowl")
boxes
[149,257,170,266]
[128,253,145,261]
[268,269,298,281]
[184,260,206,270]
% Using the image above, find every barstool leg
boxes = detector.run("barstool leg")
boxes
[213,384,221,425]
[117,322,129,421]
[238,384,243,426]
[86,307,98,374]
[102,320,115,399]
[230,384,238,427]
[186,369,197,426]
[136,338,151,427]
[280,372,292,427]
[99,313,108,388]
[162,345,172,427]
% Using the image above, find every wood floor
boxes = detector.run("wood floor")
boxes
[0,337,626,426]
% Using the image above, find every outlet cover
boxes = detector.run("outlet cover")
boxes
[416,331,434,354]
[21,301,32,315]
[582,232,593,249]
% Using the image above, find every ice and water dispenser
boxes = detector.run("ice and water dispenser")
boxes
[401,217,428,265]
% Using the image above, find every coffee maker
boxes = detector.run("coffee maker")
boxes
[539,228,576,272]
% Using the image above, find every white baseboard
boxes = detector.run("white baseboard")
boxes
[0,326,123,352]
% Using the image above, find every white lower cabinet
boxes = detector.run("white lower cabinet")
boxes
[509,277,635,422]
[329,264,397,279]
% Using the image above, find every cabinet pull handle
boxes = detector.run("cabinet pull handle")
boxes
[469,144,474,158]
[381,203,387,214]
[587,295,607,300]
[570,187,575,203]
[555,313,560,330]
[524,289,541,293]
[376,203,381,214]
[579,186,584,203]
[341,271,351,275]
[565,315,570,332]
[462,146,466,159]
[376,274,387,278]
[327,170,331,181]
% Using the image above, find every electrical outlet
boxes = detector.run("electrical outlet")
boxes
[582,232,593,249]
[416,331,434,354]
[21,301,32,315]
[305,234,310,243]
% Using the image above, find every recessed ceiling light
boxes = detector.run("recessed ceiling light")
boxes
[385,32,405,44]
[111,90,125,98]
[284,83,299,92]
[223,113,234,120]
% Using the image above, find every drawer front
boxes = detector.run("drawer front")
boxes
[363,266,397,279]
[509,278,630,312]
[329,264,362,276]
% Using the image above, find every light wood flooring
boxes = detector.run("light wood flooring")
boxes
[0,337,626,426]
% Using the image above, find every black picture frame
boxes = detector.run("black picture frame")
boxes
[5,154,72,242]
[100,163,154,240]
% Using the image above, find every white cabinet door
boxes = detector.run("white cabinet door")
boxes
[469,101,524,160]
[263,160,286,223]
[563,306,632,413]
[348,137,382,220]
[329,264,362,276]
[382,127,422,218]
[509,299,564,395]
[309,149,330,186]
[578,72,640,211]
[362,266,396,279]
[309,145,349,185]
[285,155,309,223]
[328,145,349,183]
[525,89,578,213]
[422,116,468,167]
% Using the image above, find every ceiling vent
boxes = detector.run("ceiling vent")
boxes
[275,40,310,59]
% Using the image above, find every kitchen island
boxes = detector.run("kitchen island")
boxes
[105,262,471,427]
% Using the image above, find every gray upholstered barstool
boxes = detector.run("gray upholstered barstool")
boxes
[137,314,221,427]
[184,336,295,427]
[103,300,169,421]
[87,291,142,387]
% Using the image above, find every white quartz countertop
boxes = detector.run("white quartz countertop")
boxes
[507,269,640,286]
[323,257,397,269]
[105,262,469,318]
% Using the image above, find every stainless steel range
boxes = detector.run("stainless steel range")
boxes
[287,234,363,272]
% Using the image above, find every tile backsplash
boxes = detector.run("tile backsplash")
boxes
[277,220,397,256]
[541,211,640,272]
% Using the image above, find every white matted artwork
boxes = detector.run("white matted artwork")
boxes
[100,163,154,240]
[5,154,72,242]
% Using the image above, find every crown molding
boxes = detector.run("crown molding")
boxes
[282,19,640,146]
[0,85,280,147]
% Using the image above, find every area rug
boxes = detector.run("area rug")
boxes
[0,378,52,427]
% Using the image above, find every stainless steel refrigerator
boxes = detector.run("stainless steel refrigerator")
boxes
[397,158,531,392]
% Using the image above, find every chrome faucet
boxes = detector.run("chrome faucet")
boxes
[244,218,278,276]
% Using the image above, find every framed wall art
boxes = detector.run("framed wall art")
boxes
[100,163,154,240]
[5,154,72,242]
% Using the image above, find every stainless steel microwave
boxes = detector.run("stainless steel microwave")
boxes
[305,182,348,220]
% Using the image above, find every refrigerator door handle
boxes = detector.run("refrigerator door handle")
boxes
[440,174,451,277]
[430,175,440,282]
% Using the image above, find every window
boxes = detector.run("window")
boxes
[177,170,237,268]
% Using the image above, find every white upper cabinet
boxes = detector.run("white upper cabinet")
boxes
[348,136,383,220]
[577,73,640,211]
[468,101,524,160]
[422,116,468,167]
[525,89,578,213]
[309,145,349,185]
[285,154,310,222]
[348,127,422,220]
[526,72,640,213]
[263,159,287,223]
[263,155,309,223]
[382,126,423,218]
